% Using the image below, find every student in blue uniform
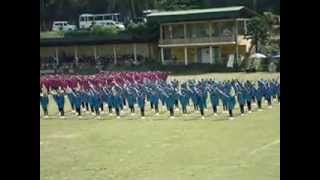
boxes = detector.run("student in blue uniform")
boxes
[150,90,160,115]
[127,87,136,115]
[112,87,122,119]
[40,86,49,118]
[73,88,82,118]
[90,89,101,118]
[179,87,189,115]
[209,88,219,116]
[236,85,246,116]
[166,91,175,119]
[137,90,146,119]
[196,89,206,119]
[66,86,75,114]
[52,86,65,119]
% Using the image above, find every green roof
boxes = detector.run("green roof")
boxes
[40,34,157,47]
[147,6,256,23]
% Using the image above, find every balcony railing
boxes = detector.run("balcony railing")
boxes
[160,36,235,45]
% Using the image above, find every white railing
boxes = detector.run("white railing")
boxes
[160,36,235,45]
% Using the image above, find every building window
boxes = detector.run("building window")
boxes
[220,21,234,37]
[211,22,220,37]
[163,25,171,40]
[187,23,209,38]
[172,24,184,39]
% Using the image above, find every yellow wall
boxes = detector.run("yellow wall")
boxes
[171,47,185,62]
[187,47,197,63]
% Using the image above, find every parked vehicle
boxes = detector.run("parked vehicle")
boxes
[79,13,125,30]
[52,21,76,32]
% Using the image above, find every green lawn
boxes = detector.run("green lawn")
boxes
[40,31,64,39]
[40,73,280,180]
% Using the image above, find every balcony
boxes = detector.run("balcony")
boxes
[159,36,236,46]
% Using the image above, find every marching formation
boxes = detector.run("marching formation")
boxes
[40,72,280,120]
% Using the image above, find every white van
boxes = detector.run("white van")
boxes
[79,13,125,30]
[52,21,76,32]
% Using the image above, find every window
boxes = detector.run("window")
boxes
[88,17,94,21]
[80,17,85,21]
[187,23,209,38]
[172,24,184,39]
[95,16,103,21]
[211,22,220,37]
[104,16,112,20]
[220,21,234,37]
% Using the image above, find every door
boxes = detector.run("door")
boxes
[201,48,211,64]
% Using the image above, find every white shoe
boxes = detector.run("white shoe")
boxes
[44,115,49,119]
[72,110,75,113]
[201,116,205,120]
[268,106,273,109]
[117,116,120,119]
[78,116,82,119]
[229,117,234,120]
[170,116,174,119]
[60,116,65,119]
[214,113,218,116]
[156,113,159,116]
[258,109,263,112]
[248,111,252,114]
[97,116,101,119]
[241,114,244,116]
[91,113,95,115]
[142,116,145,119]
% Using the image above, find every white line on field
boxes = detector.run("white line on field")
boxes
[250,139,280,155]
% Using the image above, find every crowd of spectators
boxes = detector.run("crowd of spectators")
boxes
[40,53,146,74]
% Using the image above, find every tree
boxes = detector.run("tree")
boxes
[240,13,271,69]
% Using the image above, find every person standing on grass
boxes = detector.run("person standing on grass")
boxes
[243,81,253,113]
[234,81,245,116]
[264,81,273,108]
[52,86,65,119]
[106,88,114,115]
[66,86,75,114]
[73,87,82,118]
[40,85,49,118]
[137,90,146,119]
[196,88,206,119]
[209,88,219,116]
[112,87,122,119]
[179,86,189,115]
[255,83,264,111]
[90,88,101,119]
[150,89,160,116]
[166,90,176,119]
[127,87,136,115]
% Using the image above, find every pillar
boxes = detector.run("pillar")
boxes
[55,47,59,65]
[74,46,78,66]
[113,46,117,65]
[184,47,188,66]
[209,46,213,64]
[160,47,164,65]
[234,20,239,68]
[93,46,97,61]
[133,43,137,62]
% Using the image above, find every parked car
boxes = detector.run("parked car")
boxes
[52,21,76,32]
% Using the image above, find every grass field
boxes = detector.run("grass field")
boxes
[40,72,280,180]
